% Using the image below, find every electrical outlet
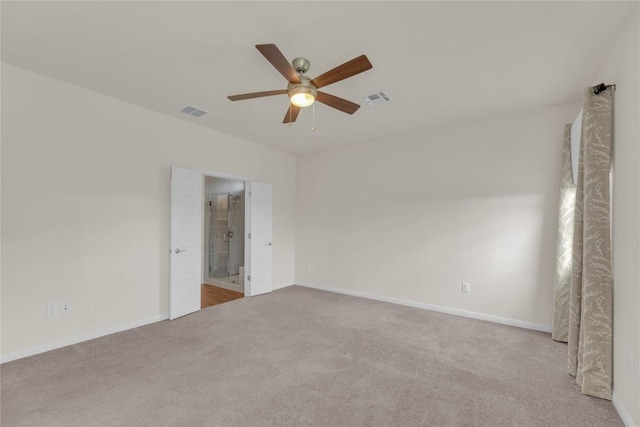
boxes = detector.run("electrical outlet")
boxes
[47,302,59,316]
[462,282,471,293]
[61,301,71,313]
[627,353,635,377]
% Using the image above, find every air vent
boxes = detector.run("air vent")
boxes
[362,91,391,106]
[179,105,208,117]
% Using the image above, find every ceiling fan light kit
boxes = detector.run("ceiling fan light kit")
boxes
[288,76,317,107]
[228,44,372,124]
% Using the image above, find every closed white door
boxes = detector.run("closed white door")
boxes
[169,166,202,319]
[246,181,273,297]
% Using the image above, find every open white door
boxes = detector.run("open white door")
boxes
[245,181,273,297]
[170,166,202,319]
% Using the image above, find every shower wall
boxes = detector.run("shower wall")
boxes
[210,193,229,278]
[203,177,245,284]
[210,191,245,278]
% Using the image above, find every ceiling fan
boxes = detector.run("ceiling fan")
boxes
[228,44,373,124]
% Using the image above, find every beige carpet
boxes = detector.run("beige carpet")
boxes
[1,286,621,426]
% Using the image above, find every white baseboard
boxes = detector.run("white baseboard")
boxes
[296,281,552,333]
[1,314,169,364]
[612,390,638,427]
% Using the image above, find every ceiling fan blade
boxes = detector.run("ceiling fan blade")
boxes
[311,55,372,89]
[283,104,301,124]
[256,44,301,83]
[315,92,360,114]
[228,89,287,101]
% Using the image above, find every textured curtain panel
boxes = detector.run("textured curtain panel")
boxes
[553,86,614,400]
[552,125,575,342]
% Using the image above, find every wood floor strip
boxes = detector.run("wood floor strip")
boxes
[201,284,244,308]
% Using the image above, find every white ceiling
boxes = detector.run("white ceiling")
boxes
[2,1,636,154]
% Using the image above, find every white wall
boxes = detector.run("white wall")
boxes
[296,101,580,328]
[0,63,296,359]
[592,8,639,425]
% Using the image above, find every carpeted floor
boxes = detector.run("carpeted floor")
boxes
[1,286,622,426]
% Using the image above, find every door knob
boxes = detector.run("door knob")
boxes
[174,248,187,254]
[266,242,272,246]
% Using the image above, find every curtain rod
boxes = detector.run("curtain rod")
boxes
[593,83,616,95]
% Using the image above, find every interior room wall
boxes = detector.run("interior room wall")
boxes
[591,8,639,425]
[296,100,580,328]
[1,63,296,360]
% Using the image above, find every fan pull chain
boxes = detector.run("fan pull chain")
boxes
[311,102,316,131]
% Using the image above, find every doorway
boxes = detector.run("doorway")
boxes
[202,176,245,307]
[169,166,273,320]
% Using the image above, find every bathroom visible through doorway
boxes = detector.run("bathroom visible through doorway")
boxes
[203,176,245,303]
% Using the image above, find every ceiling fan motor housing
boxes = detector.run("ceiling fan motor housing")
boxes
[292,57,311,74]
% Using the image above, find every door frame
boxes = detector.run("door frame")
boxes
[200,170,252,295]
[170,167,273,316]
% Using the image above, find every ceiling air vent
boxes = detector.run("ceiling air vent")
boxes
[362,91,391,106]
[179,105,208,117]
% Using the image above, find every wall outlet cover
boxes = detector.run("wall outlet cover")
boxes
[47,302,59,316]
[462,282,471,293]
